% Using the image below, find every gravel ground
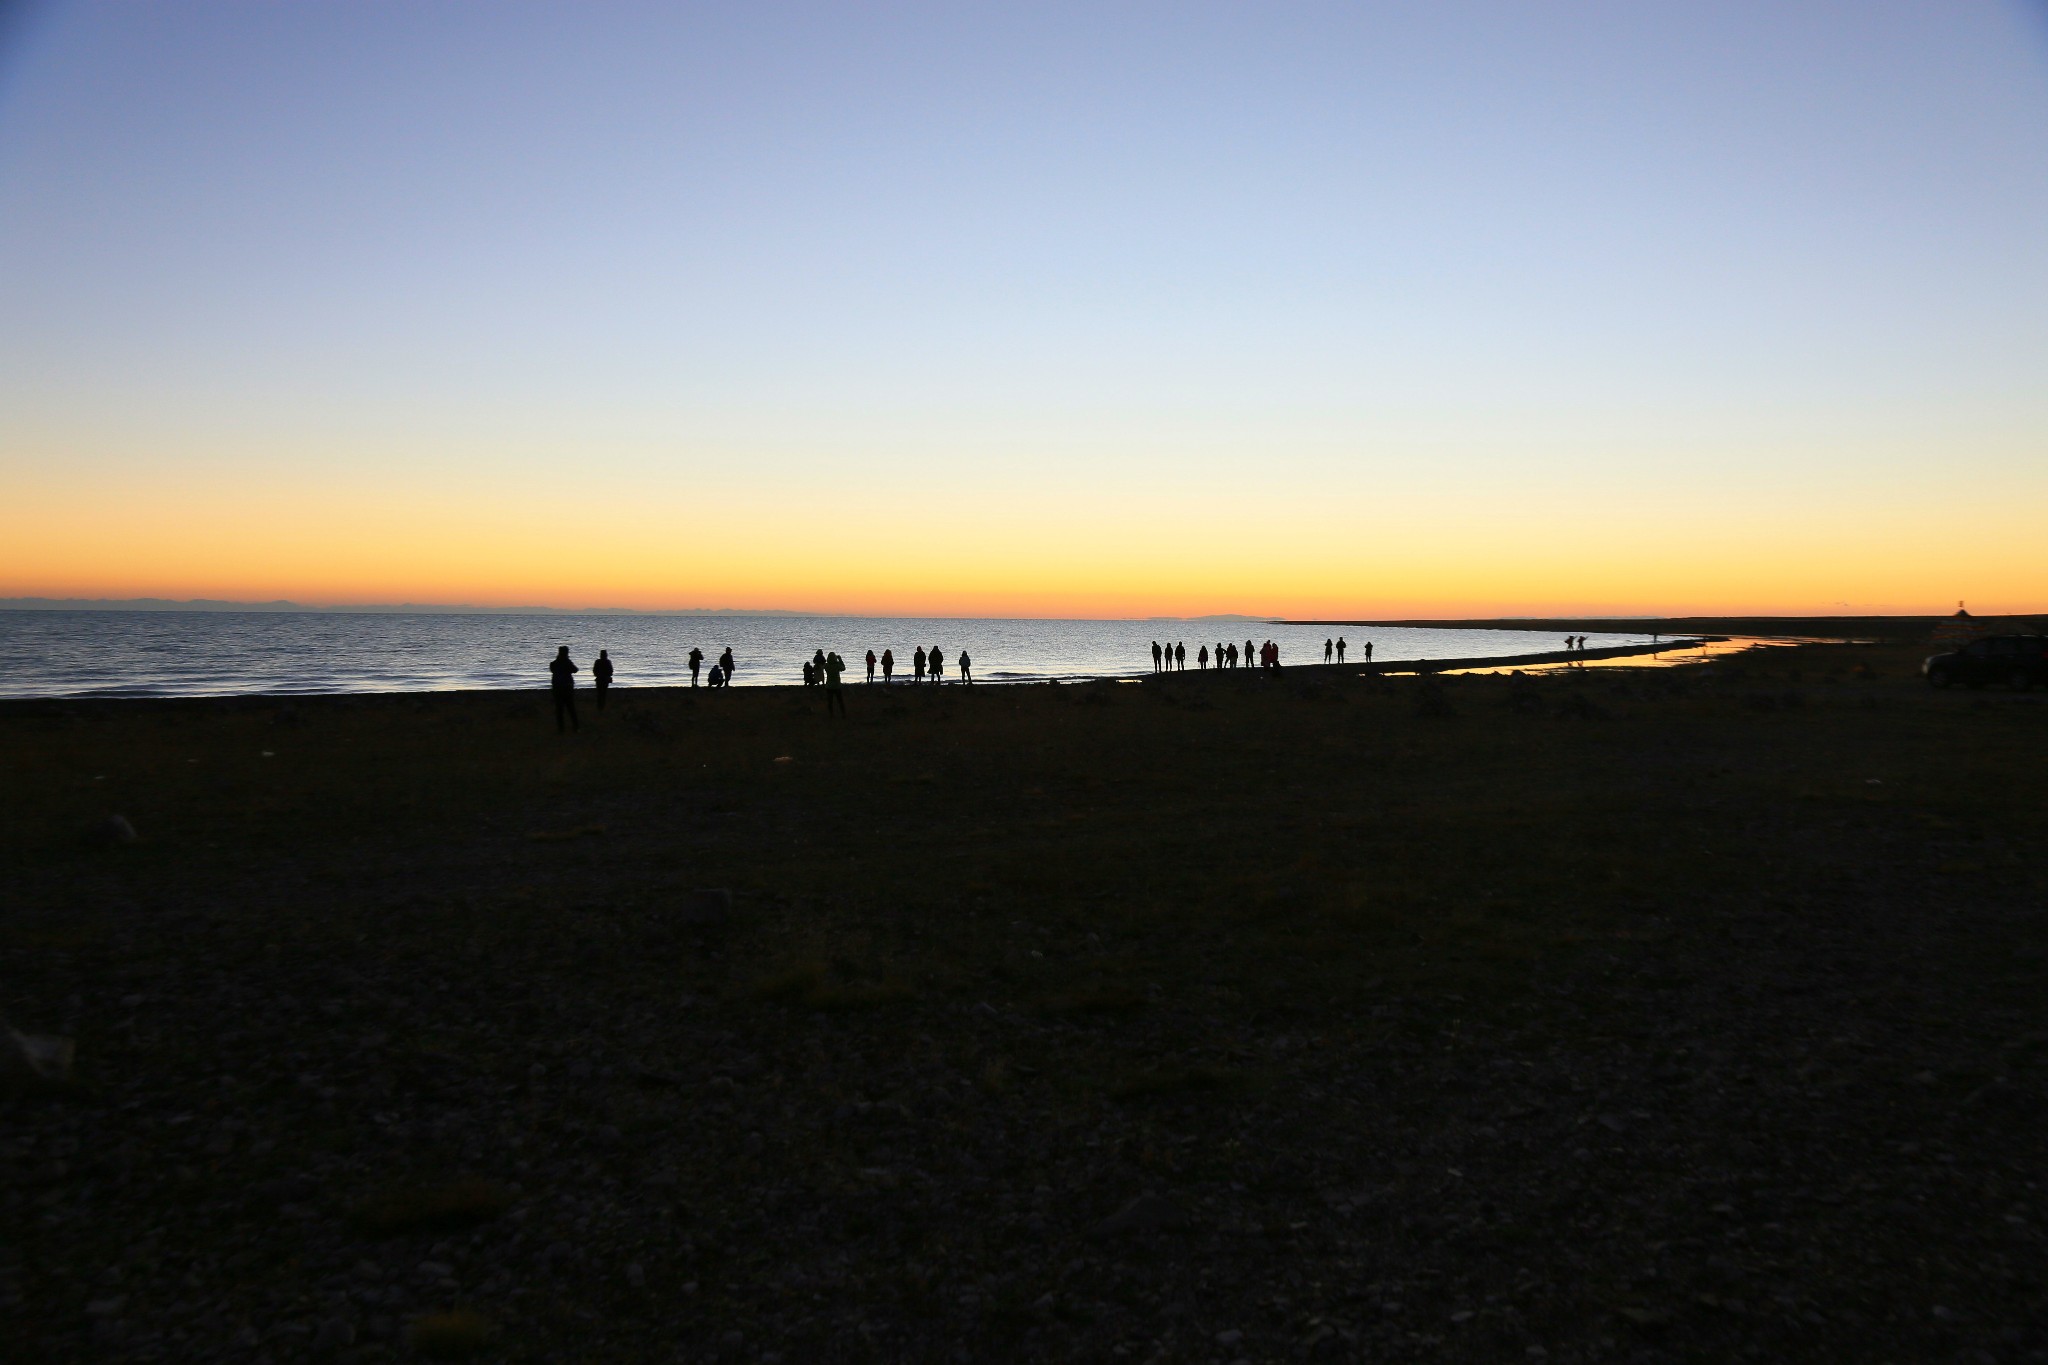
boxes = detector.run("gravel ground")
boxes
[4,650,2046,1362]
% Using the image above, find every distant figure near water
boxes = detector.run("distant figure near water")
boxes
[866,649,877,683]
[1324,638,1333,663]
[592,650,613,707]
[1151,640,1163,672]
[1336,636,1346,663]
[1198,645,1209,670]
[549,646,579,732]
[1364,641,1373,663]
[1245,639,1255,670]
[688,646,703,687]
[1175,642,1185,671]
[719,646,735,684]
[914,646,927,683]
[958,650,973,684]
[882,648,895,682]
[929,646,945,683]
[824,650,846,716]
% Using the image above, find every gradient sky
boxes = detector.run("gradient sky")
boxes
[3,1,2045,617]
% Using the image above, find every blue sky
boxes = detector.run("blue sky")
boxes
[2,2,2045,614]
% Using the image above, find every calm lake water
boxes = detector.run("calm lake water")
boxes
[0,611,1670,698]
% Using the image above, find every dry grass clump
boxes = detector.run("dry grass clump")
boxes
[407,1309,495,1357]
[350,1178,513,1237]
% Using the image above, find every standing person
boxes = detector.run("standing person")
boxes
[958,649,972,684]
[1364,641,1373,663]
[1198,645,1209,670]
[812,648,827,685]
[913,645,927,683]
[1246,639,1255,670]
[719,646,735,685]
[865,649,877,683]
[549,646,580,732]
[1336,636,1347,662]
[882,648,895,683]
[1324,638,1333,663]
[688,646,703,687]
[824,649,846,716]
[1175,642,1186,671]
[592,649,614,707]
[802,659,815,687]
[1151,640,1163,672]
[929,647,945,684]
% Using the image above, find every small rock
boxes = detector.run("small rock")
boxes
[88,813,137,846]
[2,1028,75,1089]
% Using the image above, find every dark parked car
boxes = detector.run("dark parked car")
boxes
[1924,635,2048,689]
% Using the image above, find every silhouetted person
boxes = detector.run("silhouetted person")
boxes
[549,646,579,732]
[913,645,927,683]
[688,646,703,687]
[882,648,895,682]
[812,648,827,685]
[802,659,816,687]
[1364,641,1373,663]
[959,649,972,684]
[719,646,735,684]
[706,659,726,688]
[865,649,877,682]
[929,646,945,683]
[592,649,613,707]
[1325,638,1333,663]
[1198,645,1209,669]
[1175,642,1185,671]
[1151,640,1163,672]
[1336,636,1346,662]
[825,650,846,716]
[1245,639,1255,670]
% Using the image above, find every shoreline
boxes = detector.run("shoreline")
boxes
[0,640,1740,705]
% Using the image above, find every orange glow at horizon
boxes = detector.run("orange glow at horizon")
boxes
[6,465,2043,620]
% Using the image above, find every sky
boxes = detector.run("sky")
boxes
[2,1,2045,618]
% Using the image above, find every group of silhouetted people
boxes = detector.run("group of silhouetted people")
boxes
[549,646,619,731]
[546,638,995,731]
[853,645,970,685]
[1157,636,1376,675]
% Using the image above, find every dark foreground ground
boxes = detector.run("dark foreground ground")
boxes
[4,645,2047,1364]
